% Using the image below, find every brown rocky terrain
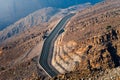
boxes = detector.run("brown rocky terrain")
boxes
[0,4,91,80]
[52,0,120,79]
[54,66,120,80]
[0,18,64,80]
[0,56,50,80]
[0,0,120,79]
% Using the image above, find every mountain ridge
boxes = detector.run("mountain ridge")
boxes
[0,0,102,31]
[0,3,91,44]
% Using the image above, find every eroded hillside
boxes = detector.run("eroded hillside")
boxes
[52,0,120,79]
[0,0,120,79]
[0,4,91,79]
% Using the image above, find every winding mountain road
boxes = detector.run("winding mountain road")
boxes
[39,13,75,77]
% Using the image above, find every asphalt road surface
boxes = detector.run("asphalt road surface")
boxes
[39,13,75,77]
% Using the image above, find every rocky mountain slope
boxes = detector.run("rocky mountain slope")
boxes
[0,4,91,80]
[0,0,120,79]
[54,66,120,80]
[0,3,91,45]
[51,0,120,79]
[0,7,59,44]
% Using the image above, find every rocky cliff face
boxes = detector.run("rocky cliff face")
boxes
[52,0,120,79]
[52,28,120,73]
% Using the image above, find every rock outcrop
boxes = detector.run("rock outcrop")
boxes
[52,28,120,73]
[51,0,120,77]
